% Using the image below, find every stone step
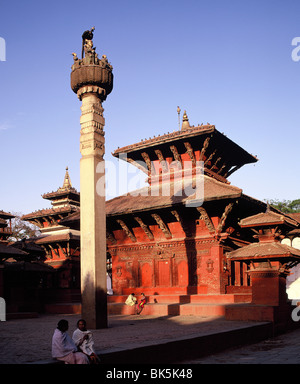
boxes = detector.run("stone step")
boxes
[108,294,191,304]
[107,302,240,317]
[121,286,208,296]
[44,294,252,317]
[189,294,252,304]
[108,293,251,305]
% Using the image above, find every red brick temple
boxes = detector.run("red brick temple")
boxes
[101,112,300,318]
[58,111,300,322]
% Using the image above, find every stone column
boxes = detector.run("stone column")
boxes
[70,28,113,329]
[79,87,107,328]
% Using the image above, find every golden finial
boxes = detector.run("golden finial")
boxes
[60,166,72,191]
[181,110,190,130]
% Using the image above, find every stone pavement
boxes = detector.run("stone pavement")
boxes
[183,326,300,364]
[0,313,279,364]
[1,313,300,365]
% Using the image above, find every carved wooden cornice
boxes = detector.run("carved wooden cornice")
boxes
[108,238,218,255]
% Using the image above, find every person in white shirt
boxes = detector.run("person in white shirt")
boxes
[72,319,100,364]
[52,319,89,364]
[125,293,137,306]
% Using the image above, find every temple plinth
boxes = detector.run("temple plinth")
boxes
[71,28,113,328]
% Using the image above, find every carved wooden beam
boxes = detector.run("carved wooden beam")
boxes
[50,216,59,226]
[225,164,242,178]
[106,230,117,244]
[32,218,43,228]
[204,149,216,166]
[43,216,52,226]
[41,245,51,259]
[170,145,182,166]
[141,151,155,175]
[171,210,191,237]
[155,149,168,172]
[116,219,137,242]
[211,156,222,171]
[49,244,60,258]
[57,243,68,258]
[217,163,227,175]
[199,137,210,161]
[134,216,154,240]
[151,213,172,239]
[217,202,234,233]
[70,246,80,256]
[126,157,149,175]
[184,142,196,166]
[196,207,215,233]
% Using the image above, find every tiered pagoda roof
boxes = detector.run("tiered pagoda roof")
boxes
[0,210,15,220]
[42,167,80,208]
[0,210,14,241]
[227,208,300,266]
[22,167,79,228]
[62,113,267,242]
[112,112,257,184]
[239,210,300,228]
[105,175,242,216]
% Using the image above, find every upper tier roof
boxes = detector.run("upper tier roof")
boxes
[112,120,257,181]
[105,174,242,216]
[239,210,299,228]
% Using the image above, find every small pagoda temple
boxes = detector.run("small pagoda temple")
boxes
[226,208,300,326]
[22,168,81,304]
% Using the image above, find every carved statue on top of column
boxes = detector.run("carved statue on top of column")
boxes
[82,27,95,58]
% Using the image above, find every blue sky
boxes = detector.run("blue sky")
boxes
[1,0,300,215]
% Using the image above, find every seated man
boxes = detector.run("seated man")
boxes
[72,319,100,364]
[52,319,89,364]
